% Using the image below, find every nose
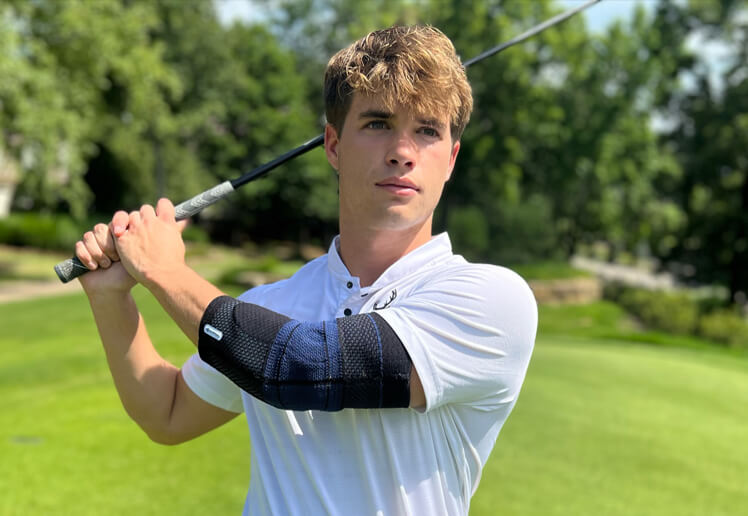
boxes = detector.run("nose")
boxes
[386,133,416,170]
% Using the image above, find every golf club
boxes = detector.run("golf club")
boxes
[54,0,602,283]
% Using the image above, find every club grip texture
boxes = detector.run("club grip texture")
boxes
[53,181,236,283]
[54,256,90,283]
[174,181,235,220]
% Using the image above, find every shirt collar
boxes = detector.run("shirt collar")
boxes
[326,233,453,287]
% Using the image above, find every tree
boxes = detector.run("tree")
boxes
[426,1,685,264]
[0,0,182,219]
[656,0,748,301]
[251,0,690,265]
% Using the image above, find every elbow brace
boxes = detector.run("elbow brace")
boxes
[197,296,412,411]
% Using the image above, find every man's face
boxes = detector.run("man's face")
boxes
[324,94,460,233]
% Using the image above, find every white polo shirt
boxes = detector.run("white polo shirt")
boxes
[182,233,537,515]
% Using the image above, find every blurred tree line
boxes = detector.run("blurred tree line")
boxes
[0,0,745,303]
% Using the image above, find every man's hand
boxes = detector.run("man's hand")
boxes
[76,221,136,296]
[113,198,188,288]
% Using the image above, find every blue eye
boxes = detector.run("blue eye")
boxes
[420,127,440,138]
[366,120,387,129]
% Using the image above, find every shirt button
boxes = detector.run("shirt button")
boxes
[346,281,353,289]
[344,308,352,316]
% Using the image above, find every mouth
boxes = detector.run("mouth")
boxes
[375,176,420,196]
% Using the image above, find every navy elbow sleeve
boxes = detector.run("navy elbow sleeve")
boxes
[197,296,412,411]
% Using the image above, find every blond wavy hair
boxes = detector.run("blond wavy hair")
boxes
[324,25,473,141]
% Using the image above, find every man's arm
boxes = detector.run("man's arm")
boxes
[145,265,427,410]
[109,199,427,410]
[77,221,239,444]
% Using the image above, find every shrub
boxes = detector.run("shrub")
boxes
[698,310,748,349]
[182,223,210,243]
[604,283,748,348]
[447,205,490,259]
[606,284,699,335]
[0,213,81,250]
[446,194,560,264]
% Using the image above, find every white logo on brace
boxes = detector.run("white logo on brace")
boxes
[204,324,223,341]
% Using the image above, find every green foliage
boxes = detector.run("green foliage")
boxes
[537,300,731,351]
[195,22,337,244]
[1,0,335,244]
[699,309,748,349]
[511,261,591,280]
[649,0,748,300]
[606,284,699,335]
[1,0,182,219]
[2,0,746,303]
[181,224,210,244]
[0,213,81,250]
[604,282,748,348]
[446,205,490,257]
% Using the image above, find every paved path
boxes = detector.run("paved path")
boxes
[571,256,677,290]
[0,279,80,304]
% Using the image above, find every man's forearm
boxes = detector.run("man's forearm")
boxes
[87,290,180,439]
[141,263,224,346]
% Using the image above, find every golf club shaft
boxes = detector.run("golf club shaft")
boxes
[54,0,601,283]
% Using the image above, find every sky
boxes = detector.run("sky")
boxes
[215,0,656,31]
[558,0,656,31]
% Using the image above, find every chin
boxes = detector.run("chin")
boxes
[376,209,431,232]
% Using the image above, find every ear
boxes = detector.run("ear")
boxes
[324,124,341,172]
[445,140,460,181]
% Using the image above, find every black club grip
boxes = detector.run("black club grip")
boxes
[53,181,235,283]
[54,256,90,283]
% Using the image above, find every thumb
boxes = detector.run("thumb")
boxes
[156,197,176,222]
[176,219,189,233]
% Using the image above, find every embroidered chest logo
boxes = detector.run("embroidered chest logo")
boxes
[373,289,397,310]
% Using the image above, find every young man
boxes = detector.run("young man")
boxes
[76,25,537,515]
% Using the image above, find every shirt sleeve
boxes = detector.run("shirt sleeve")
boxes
[376,264,537,412]
[182,353,244,413]
[180,285,272,413]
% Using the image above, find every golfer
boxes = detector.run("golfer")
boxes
[75,25,537,515]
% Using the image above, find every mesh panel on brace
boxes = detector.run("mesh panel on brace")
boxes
[199,297,286,400]
[373,313,412,407]
[337,314,382,407]
[337,315,380,379]
[235,302,290,344]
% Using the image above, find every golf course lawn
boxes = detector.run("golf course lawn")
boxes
[1,290,746,515]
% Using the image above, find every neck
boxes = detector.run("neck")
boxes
[338,218,433,287]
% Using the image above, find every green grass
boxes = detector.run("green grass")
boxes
[472,336,748,516]
[0,289,249,515]
[0,245,71,281]
[1,291,746,515]
[510,261,591,280]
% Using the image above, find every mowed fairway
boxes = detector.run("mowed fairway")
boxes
[1,291,747,515]
[471,335,748,515]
